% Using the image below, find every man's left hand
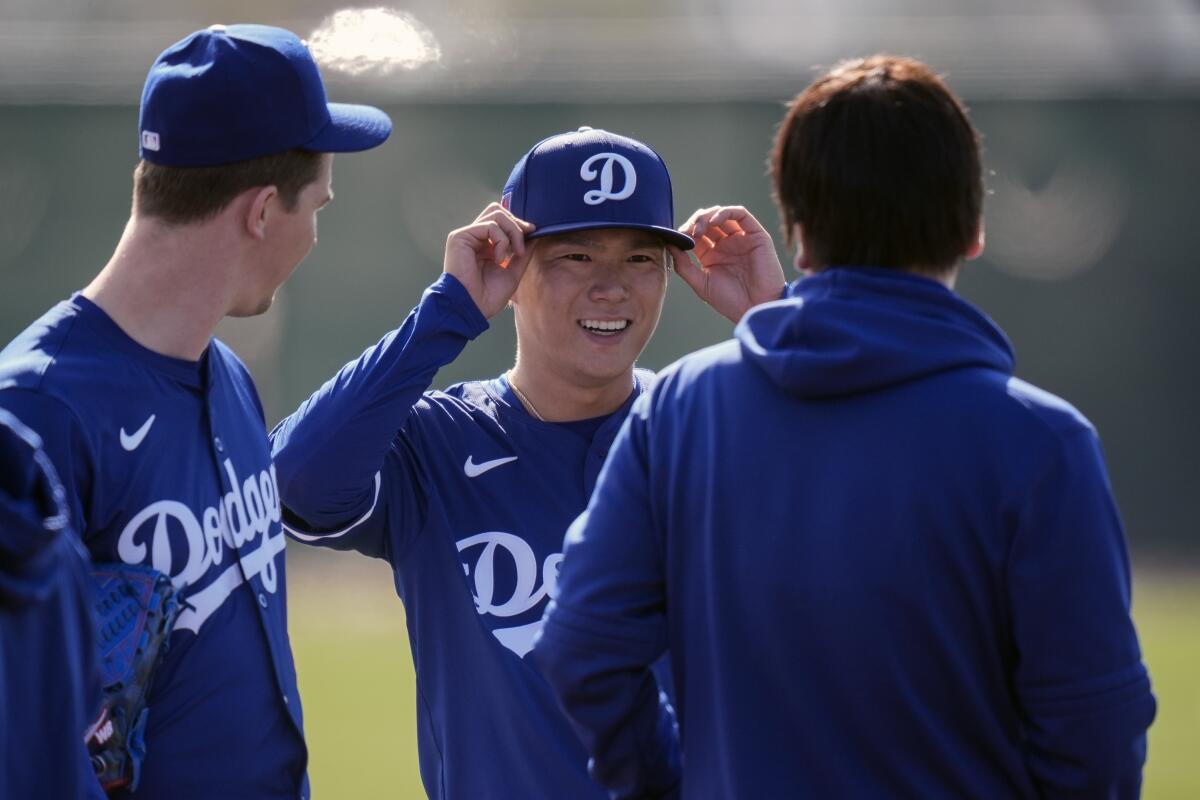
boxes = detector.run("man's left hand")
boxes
[671,206,787,324]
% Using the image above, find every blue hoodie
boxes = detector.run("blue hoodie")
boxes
[535,267,1155,799]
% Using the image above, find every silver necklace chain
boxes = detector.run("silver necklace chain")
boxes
[507,371,547,422]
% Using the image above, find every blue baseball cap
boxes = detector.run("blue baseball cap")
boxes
[138,24,392,167]
[502,127,694,250]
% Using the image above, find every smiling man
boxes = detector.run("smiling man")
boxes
[269,126,784,799]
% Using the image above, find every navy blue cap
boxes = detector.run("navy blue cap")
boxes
[138,24,392,167]
[502,127,694,250]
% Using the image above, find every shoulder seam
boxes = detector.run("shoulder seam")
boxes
[21,302,86,394]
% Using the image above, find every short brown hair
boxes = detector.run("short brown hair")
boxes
[133,149,323,225]
[770,55,982,274]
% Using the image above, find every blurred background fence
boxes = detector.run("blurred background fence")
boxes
[1,1,1197,796]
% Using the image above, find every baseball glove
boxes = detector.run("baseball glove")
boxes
[84,564,180,793]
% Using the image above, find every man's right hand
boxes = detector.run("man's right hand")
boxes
[444,203,536,319]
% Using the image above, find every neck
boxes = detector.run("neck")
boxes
[508,360,634,422]
[82,215,239,361]
[804,264,960,290]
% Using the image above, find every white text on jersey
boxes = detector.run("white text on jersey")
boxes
[117,459,286,633]
[457,531,563,657]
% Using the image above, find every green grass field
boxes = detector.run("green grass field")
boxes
[288,550,1200,799]
[1132,571,1200,799]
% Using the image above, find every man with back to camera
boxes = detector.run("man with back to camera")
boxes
[268,125,786,799]
[0,23,391,798]
[534,56,1157,798]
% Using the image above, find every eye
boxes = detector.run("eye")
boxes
[628,252,661,266]
[559,253,591,262]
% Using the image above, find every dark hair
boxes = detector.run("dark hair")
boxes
[132,149,323,225]
[770,55,982,274]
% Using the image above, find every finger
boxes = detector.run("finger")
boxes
[479,209,530,258]
[706,206,745,227]
[479,204,536,234]
[473,201,509,223]
[669,245,708,295]
[701,224,732,244]
[680,206,717,232]
[445,222,492,259]
[478,220,511,267]
[478,199,535,229]
[708,205,768,236]
[504,242,535,283]
[688,231,713,260]
[706,213,747,239]
[680,206,721,240]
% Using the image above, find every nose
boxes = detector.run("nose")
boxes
[587,260,630,303]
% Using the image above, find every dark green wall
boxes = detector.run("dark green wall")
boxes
[2,101,1197,555]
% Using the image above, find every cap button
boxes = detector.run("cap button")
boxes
[208,23,227,32]
[577,126,593,132]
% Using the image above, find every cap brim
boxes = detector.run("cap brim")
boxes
[304,102,392,153]
[527,221,695,250]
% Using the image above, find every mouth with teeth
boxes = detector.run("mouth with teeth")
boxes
[578,318,631,337]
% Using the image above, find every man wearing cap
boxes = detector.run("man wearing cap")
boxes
[269,127,785,798]
[0,23,390,798]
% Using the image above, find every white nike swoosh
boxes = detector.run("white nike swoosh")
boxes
[119,414,156,451]
[464,455,518,478]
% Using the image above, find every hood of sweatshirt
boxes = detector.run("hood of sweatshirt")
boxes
[736,267,1014,398]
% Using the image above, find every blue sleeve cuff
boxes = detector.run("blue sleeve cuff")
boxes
[430,273,489,339]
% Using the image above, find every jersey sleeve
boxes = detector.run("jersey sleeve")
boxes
[0,399,107,799]
[270,274,489,562]
[0,388,94,540]
[532,391,681,800]
[1007,427,1155,798]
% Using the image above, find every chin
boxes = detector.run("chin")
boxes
[574,354,639,387]
[229,293,275,318]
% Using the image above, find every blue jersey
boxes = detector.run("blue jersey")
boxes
[0,408,102,800]
[271,274,676,800]
[535,267,1155,799]
[0,295,308,799]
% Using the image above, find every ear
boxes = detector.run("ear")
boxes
[791,224,811,274]
[509,241,542,309]
[964,220,985,261]
[243,185,279,241]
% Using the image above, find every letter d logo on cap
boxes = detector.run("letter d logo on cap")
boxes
[581,152,637,206]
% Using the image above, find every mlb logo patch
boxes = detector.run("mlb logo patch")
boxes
[501,191,512,211]
[141,131,161,152]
